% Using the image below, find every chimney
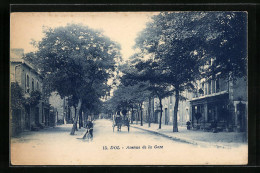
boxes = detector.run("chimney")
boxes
[10,48,24,59]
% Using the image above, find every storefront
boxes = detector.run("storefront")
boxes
[190,92,231,131]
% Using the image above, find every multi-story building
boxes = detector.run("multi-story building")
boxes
[143,91,192,127]
[188,56,248,132]
[190,75,247,132]
[142,76,247,133]
[10,48,52,135]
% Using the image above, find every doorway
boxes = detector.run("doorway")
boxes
[165,108,168,125]
[35,107,39,125]
[237,102,246,132]
[25,106,30,130]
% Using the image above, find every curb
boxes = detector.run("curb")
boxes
[131,125,230,149]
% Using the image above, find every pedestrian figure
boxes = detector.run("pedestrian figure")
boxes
[211,120,218,133]
[115,111,122,131]
[186,120,191,130]
[83,117,93,140]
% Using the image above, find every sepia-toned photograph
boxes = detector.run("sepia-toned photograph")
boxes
[10,11,248,165]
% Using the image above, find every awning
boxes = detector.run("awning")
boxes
[190,92,229,105]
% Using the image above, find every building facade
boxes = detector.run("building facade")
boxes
[10,49,54,136]
[143,91,192,127]
[190,76,247,132]
[142,75,247,133]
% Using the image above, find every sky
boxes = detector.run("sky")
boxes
[10,12,159,61]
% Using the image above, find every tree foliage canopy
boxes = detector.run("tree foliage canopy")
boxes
[28,24,121,100]
[106,81,151,113]
[11,82,24,110]
[24,90,42,107]
[24,24,121,135]
[132,12,247,132]
[11,82,42,109]
[136,12,247,81]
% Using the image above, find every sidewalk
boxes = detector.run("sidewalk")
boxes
[131,122,247,148]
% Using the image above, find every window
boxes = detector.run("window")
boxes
[32,78,34,91]
[170,96,172,104]
[26,75,30,93]
[208,80,211,95]
[207,104,216,122]
[204,83,208,95]
[212,80,215,94]
[216,78,220,93]
[200,82,205,96]
[24,74,26,90]
[37,81,39,90]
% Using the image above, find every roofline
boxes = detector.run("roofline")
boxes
[10,58,43,79]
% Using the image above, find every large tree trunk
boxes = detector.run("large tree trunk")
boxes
[79,108,83,129]
[159,97,163,129]
[84,110,89,128]
[85,114,89,128]
[152,97,154,123]
[68,107,71,123]
[173,89,179,132]
[148,97,151,127]
[136,110,139,125]
[131,107,134,124]
[73,105,78,131]
[165,110,167,125]
[140,103,143,126]
[83,111,86,128]
[65,107,69,124]
[70,99,82,135]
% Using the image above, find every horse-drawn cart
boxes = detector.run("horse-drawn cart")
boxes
[113,115,130,132]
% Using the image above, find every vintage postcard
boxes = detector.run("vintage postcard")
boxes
[10,12,248,165]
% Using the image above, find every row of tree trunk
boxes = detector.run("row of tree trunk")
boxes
[128,93,179,132]
[69,95,179,135]
[129,99,152,127]
[70,99,93,135]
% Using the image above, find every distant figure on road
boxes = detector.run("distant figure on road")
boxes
[83,117,93,139]
[115,111,122,123]
[115,111,122,131]
[186,120,191,130]
[115,116,122,123]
